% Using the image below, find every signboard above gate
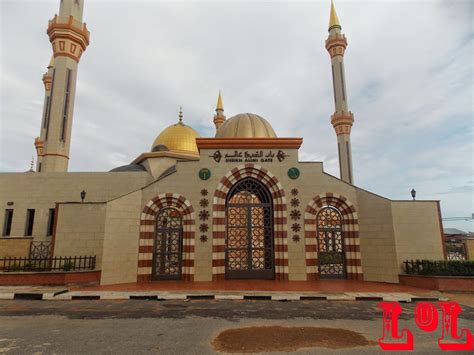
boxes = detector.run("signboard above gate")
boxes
[210,150,288,163]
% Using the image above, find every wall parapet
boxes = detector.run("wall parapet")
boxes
[399,274,474,292]
[0,270,100,286]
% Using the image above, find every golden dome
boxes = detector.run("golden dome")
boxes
[151,120,200,155]
[215,113,277,138]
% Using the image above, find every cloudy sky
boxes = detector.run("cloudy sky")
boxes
[1,0,472,231]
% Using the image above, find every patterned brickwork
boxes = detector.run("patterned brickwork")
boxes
[212,164,288,280]
[304,193,363,281]
[138,193,195,282]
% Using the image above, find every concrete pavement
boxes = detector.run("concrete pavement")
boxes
[0,299,473,354]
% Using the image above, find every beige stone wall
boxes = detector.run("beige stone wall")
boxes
[141,149,373,282]
[0,172,151,242]
[1,148,447,285]
[392,201,445,267]
[141,158,209,280]
[100,190,142,285]
[54,203,106,267]
[356,190,399,283]
[466,240,474,260]
[288,164,358,281]
[0,237,32,257]
[138,150,444,283]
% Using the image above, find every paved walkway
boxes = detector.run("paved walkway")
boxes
[72,280,432,293]
[0,281,447,301]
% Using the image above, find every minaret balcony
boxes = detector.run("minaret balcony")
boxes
[325,34,347,57]
[42,73,52,90]
[34,137,45,156]
[331,111,354,135]
[213,114,225,129]
[47,15,90,62]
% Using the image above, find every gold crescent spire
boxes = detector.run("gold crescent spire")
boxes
[329,0,341,30]
[178,106,183,123]
[216,91,224,111]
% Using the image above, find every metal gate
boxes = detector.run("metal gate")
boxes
[225,178,274,279]
[29,241,52,259]
[152,207,183,280]
[446,241,467,260]
[317,206,346,279]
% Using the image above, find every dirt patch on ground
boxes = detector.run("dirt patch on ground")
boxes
[212,326,377,353]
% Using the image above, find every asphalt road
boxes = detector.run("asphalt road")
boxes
[0,300,473,354]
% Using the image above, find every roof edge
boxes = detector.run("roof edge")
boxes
[196,138,303,150]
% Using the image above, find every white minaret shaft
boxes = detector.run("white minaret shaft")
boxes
[59,0,85,22]
[325,0,354,184]
[38,0,89,172]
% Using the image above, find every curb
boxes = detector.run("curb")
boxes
[1,289,69,300]
[1,291,447,302]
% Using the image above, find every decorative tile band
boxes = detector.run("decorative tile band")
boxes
[304,193,363,281]
[138,193,195,282]
[212,164,288,280]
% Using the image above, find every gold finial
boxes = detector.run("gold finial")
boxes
[216,91,224,111]
[329,0,341,30]
[48,55,55,68]
[178,106,183,123]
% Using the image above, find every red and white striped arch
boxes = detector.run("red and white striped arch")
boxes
[138,193,195,282]
[304,193,363,280]
[212,164,288,280]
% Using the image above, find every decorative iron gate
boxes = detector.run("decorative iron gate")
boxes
[225,178,274,279]
[29,241,52,259]
[152,207,183,280]
[317,207,346,279]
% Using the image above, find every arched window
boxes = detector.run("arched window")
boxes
[226,178,274,279]
[317,206,346,279]
[153,207,183,280]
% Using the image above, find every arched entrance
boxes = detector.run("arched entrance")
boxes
[225,178,275,279]
[316,206,346,279]
[152,207,183,280]
[304,193,362,281]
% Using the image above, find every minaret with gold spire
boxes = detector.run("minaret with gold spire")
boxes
[178,106,183,123]
[38,0,90,172]
[213,91,226,130]
[326,0,354,184]
[34,56,55,172]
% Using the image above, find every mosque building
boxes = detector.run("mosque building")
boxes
[0,0,445,285]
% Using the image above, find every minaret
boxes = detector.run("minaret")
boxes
[34,56,54,172]
[178,106,183,124]
[325,0,354,184]
[38,0,90,172]
[213,91,226,130]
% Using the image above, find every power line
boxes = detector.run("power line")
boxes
[442,217,473,221]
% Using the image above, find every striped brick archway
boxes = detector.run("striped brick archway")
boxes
[304,193,363,280]
[138,193,195,282]
[212,164,288,280]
